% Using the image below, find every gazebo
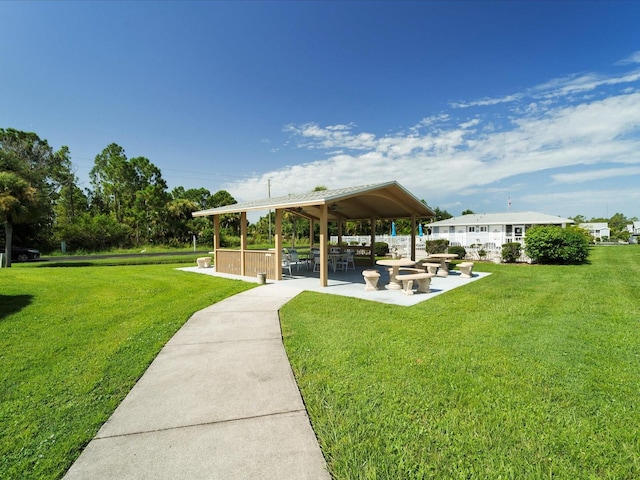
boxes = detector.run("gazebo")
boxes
[192,181,435,287]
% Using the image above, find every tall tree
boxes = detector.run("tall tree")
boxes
[209,190,239,233]
[89,143,130,221]
[0,128,72,266]
[89,144,169,245]
[167,187,217,244]
[171,187,214,210]
[430,206,453,222]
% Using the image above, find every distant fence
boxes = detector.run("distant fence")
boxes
[331,235,531,263]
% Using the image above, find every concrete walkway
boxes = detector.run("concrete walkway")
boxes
[64,284,331,480]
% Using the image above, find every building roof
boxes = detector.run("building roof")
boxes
[579,222,610,230]
[429,212,575,227]
[192,181,435,221]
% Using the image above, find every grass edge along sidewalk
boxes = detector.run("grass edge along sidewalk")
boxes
[280,245,640,479]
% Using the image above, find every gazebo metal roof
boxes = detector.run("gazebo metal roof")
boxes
[192,181,435,221]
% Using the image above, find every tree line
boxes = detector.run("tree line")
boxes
[2,127,637,266]
[1,129,244,266]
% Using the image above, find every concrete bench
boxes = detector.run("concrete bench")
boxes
[362,269,381,291]
[196,256,212,268]
[394,272,434,295]
[418,262,440,275]
[398,267,425,273]
[458,261,474,278]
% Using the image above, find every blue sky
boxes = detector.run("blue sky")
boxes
[2,1,640,220]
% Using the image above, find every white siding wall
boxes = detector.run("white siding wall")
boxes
[430,225,518,247]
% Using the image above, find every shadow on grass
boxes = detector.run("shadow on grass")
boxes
[37,262,94,268]
[0,294,33,320]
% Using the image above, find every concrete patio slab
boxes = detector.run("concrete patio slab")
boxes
[180,264,491,307]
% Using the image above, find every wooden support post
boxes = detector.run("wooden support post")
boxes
[410,215,416,260]
[319,204,328,287]
[370,217,376,266]
[275,209,283,280]
[240,211,247,275]
[213,215,220,266]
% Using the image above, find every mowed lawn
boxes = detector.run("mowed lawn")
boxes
[2,247,639,479]
[280,246,640,479]
[0,264,254,479]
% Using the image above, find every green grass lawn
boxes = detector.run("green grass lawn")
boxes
[280,246,640,479]
[0,264,255,479]
[3,247,640,479]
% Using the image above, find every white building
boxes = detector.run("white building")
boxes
[428,212,575,248]
[627,221,640,235]
[579,222,611,240]
[627,221,640,244]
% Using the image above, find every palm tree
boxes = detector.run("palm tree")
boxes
[0,168,37,267]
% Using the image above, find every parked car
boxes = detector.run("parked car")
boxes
[2,246,41,262]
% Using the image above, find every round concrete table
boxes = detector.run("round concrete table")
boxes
[376,258,416,290]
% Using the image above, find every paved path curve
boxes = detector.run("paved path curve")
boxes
[64,284,331,480]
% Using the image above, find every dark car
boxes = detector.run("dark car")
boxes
[6,247,41,262]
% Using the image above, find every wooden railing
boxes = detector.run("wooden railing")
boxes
[215,249,242,276]
[214,249,278,279]
[243,250,277,279]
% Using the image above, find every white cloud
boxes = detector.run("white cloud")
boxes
[522,188,640,216]
[618,50,640,65]
[552,166,640,184]
[459,118,480,129]
[534,71,640,100]
[225,62,640,218]
[451,93,522,109]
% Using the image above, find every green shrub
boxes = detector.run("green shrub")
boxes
[501,242,521,263]
[448,245,466,259]
[54,213,132,252]
[374,242,389,256]
[524,225,590,264]
[425,239,449,254]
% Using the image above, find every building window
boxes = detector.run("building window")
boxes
[479,226,488,232]
[449,226,455,233]
[467,226,476,233]
[506,225,513,235]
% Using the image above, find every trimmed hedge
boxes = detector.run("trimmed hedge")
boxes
[524,225,590,264]
[501,242,521,263]
[374,242,389,256]
[425,239,449,254]
[447,245,466,259]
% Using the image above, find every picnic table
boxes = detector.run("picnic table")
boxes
[376,258,416,290]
